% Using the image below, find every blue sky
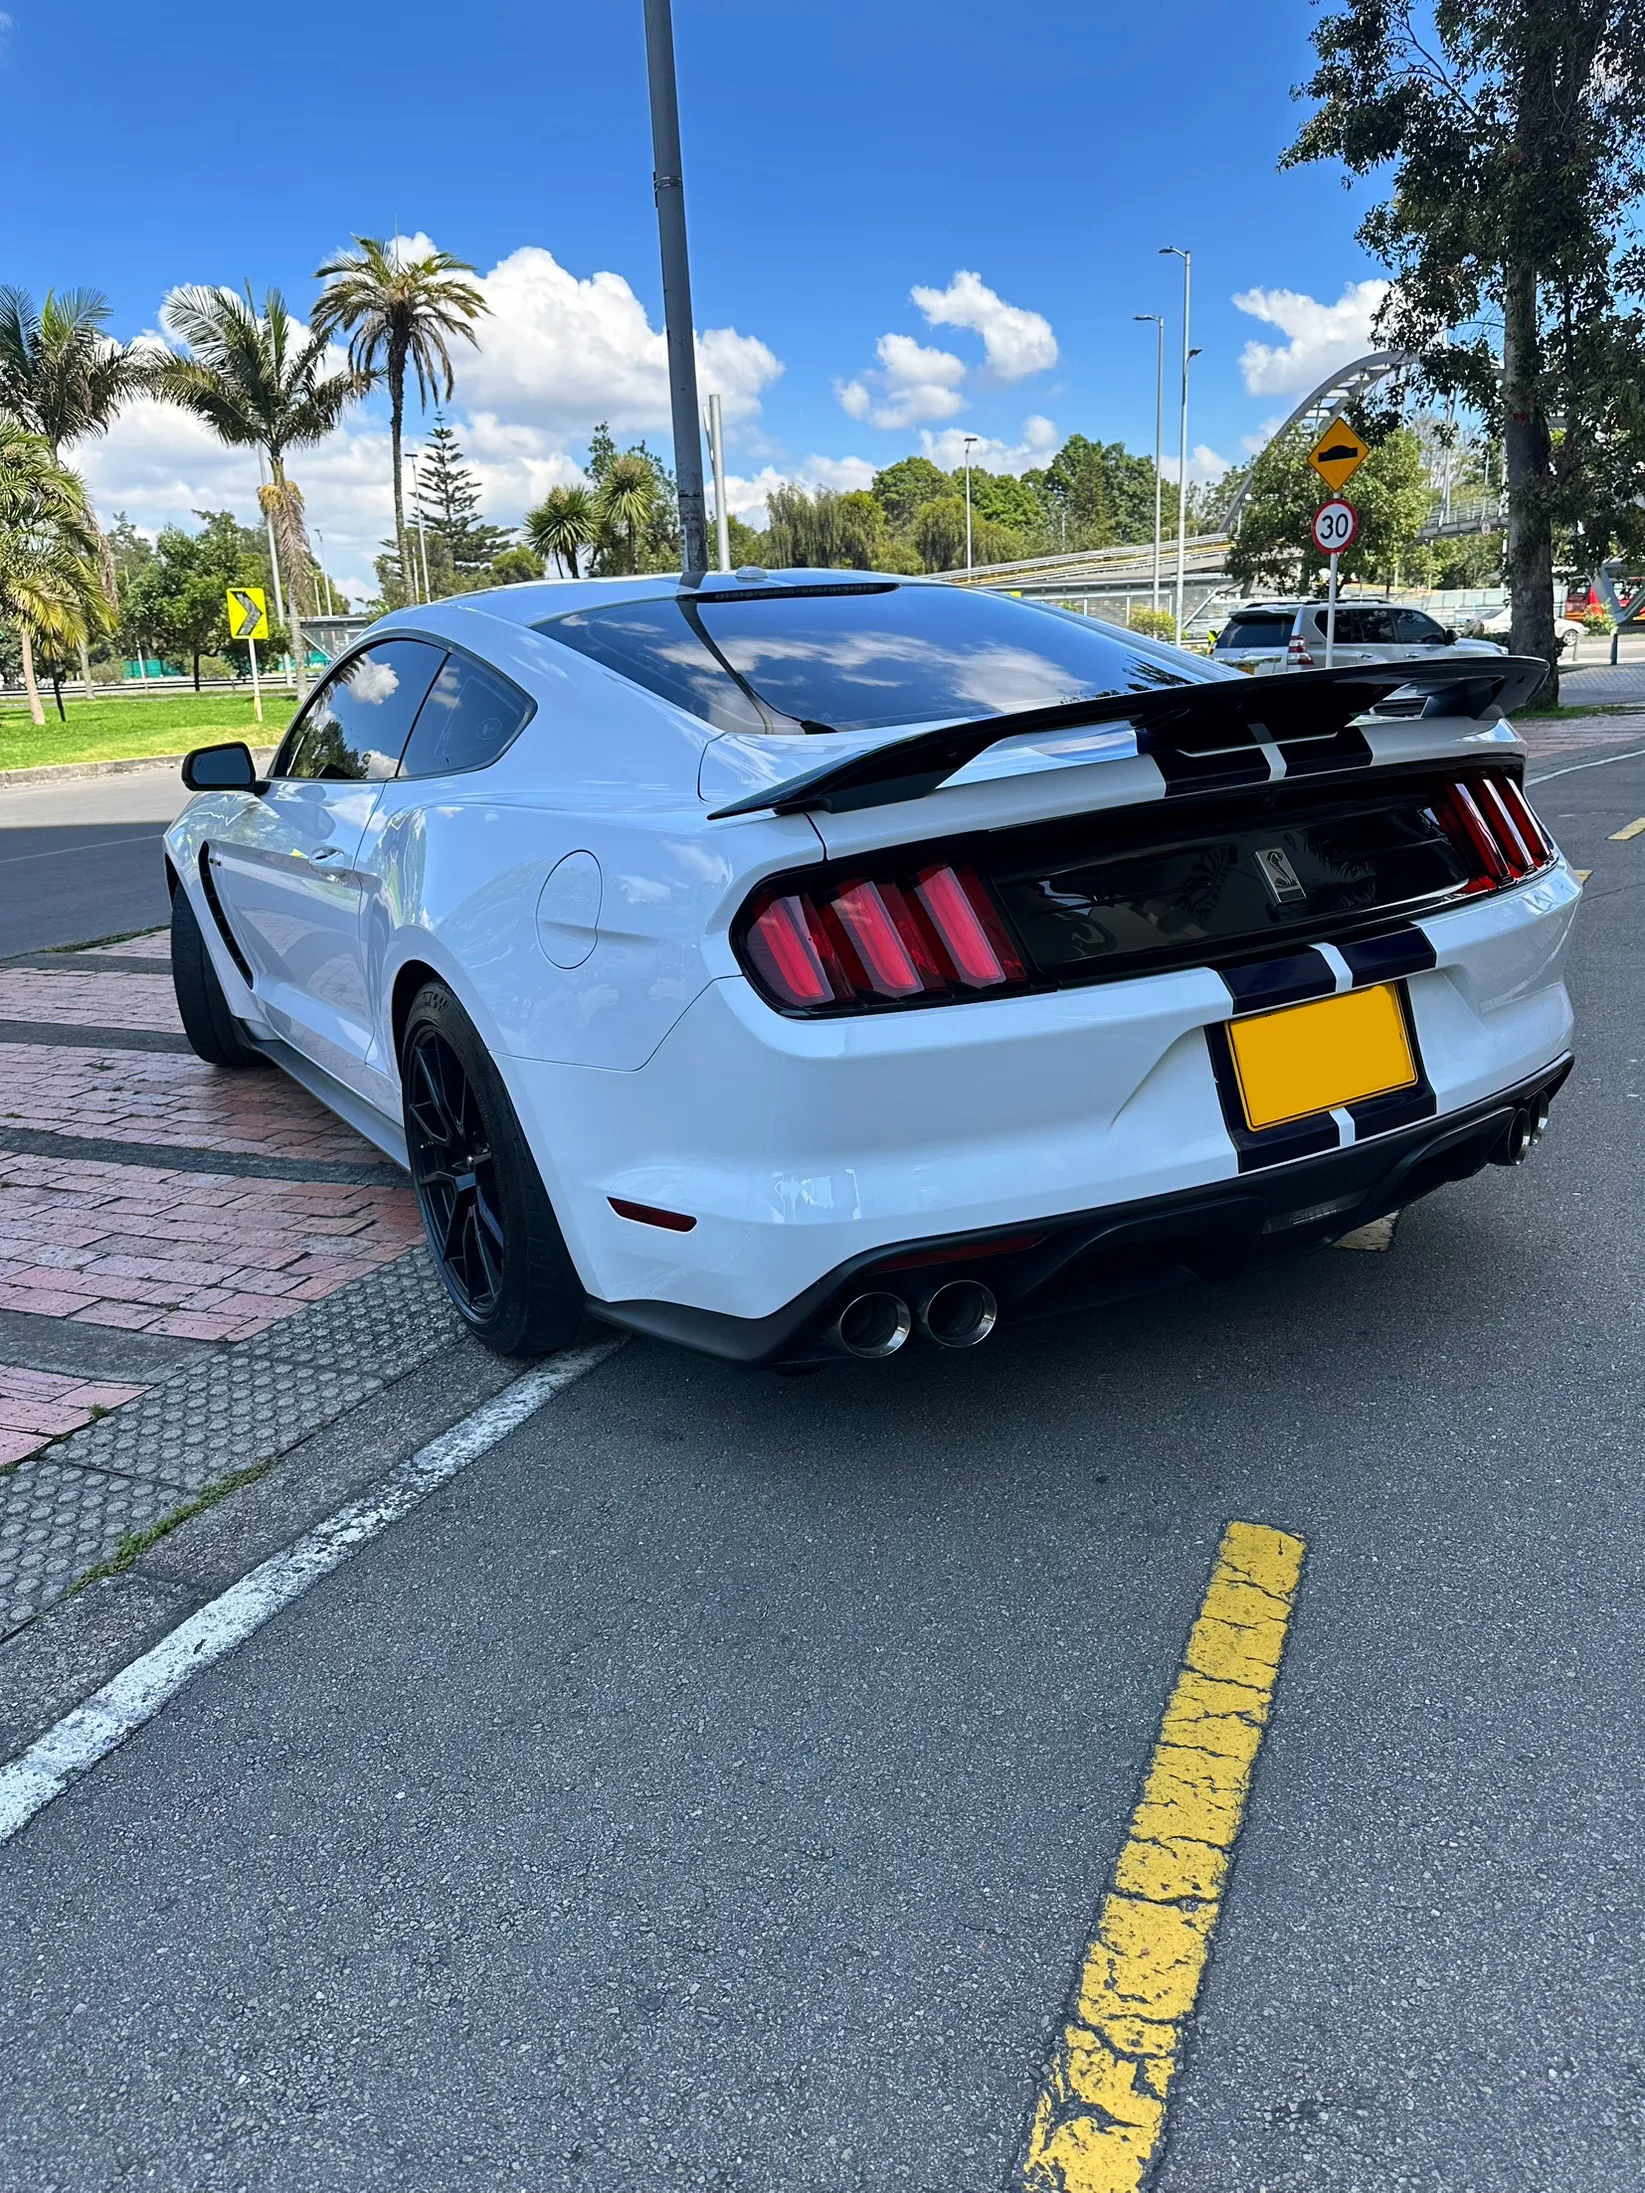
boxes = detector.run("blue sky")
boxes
[2,0,1394,589]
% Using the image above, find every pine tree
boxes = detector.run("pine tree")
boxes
[414,410,513,576]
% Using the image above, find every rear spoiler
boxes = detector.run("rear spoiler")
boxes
[707,654,1551,821]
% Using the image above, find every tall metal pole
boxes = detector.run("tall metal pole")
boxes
[642,0,709,576]
[707,392,730,572]
[1134,314,1164,612]
[1161,247,1191,643]
[963,435,977,573]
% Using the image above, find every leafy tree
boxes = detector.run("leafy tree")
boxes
[527,483,599,578]
[595,451,659,576]
[312,237,489,596]
[0,411,108,724]
[957,468,1049,548]
[0,286,155,689]
[1040,435,1115,548]
[871,456,952,529]
[724,511,763,566]
[762,483,891,570]
[911,496,971,572]
[487,545,544,586]
[413,411,513,578]
[1227,423,1431,593]
[155,285,361,688]
[1285,0,1645,700]
[119,510,267,690]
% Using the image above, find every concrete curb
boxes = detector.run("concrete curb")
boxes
[0,747,278,790]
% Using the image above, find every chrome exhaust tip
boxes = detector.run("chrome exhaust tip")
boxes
[916,1279,999,1350]
[830,1291,913,1360]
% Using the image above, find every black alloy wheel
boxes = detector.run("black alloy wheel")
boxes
[404,1027,506,1319]
[398,981,585,1357]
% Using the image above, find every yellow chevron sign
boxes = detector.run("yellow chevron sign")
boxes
[225,586,269,641]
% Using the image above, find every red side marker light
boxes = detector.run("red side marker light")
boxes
[609,1197,698,1232]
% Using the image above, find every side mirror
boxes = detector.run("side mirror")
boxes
[1442,626,1457,644]
[182,741,259,792]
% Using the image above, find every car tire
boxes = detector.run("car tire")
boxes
[400,980,585,1358]
[170,878,266,1070]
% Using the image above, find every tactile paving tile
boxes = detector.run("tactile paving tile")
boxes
[0,1248,463,1636]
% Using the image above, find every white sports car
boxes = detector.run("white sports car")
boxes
[166,572,1577,1365]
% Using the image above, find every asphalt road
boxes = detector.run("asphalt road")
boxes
[4,749,1645,2190]
[0,767,187,954]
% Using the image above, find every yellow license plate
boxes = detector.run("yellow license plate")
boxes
[1227,982,1417,1131]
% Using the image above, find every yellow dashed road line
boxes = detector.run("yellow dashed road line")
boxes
[1017,1520,1306,2193]
[1608,817,1645,841]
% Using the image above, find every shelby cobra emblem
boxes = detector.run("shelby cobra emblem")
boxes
[1255,845,1308,905]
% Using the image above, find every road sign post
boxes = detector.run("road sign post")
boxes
[1309,499,1359,669]
[225,587,270,724]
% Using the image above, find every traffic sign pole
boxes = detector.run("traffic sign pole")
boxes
[247,633,262,723]
[1326,553,1339,670]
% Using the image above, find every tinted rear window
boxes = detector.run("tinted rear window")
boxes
[537,584,1194,735]
[1217,613,1296,650]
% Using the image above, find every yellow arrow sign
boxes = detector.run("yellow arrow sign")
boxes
[1308,415,1370,492]
[225,585,269,642]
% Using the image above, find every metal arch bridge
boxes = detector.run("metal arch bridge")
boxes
[1220,349,1418,532]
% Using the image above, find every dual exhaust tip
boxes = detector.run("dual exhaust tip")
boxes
[829,1280,998,1360]
[1500,1091,1554,1166]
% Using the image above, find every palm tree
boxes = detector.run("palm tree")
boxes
[155,284,361,693]
[0,412,108,727]
[0,286,155,691]
[595,453,658,576]
[526,484,599,579]
[311,238,489,602]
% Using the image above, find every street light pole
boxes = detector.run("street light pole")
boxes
[706,392,730,572]
[1160,246,1192,644]
[642,0,710,577]
[963,434,978,572]
[1134,313,1164,614]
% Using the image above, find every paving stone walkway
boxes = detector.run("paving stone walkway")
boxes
[0,923,449,1640]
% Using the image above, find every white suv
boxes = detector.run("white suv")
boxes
[1213,600,1503,676]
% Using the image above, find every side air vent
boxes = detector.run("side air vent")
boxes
[198,846,254,985]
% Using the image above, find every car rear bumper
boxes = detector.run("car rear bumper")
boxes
[497,864,1580,1349]
[589,1053,1572,1363]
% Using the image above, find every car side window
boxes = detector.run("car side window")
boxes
[398,652,534,779]
[271,640,448,782]
[1396,609,1443,644]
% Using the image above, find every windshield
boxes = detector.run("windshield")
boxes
[537,584,1195,735]
[1217,613,1296,650]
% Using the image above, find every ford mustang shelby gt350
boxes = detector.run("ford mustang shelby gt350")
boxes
[166,572,1577,1364]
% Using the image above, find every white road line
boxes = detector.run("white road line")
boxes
[0,1340,623,1847]
[1528,744,1645,785]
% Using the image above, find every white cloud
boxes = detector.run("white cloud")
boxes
[719,453,878,530]
[836,333,967,429]
[1233,279,1390,397]
[458,244,781,434]
[917,415,1059,473]
[1241,415,1287,456]
[1157,443,1233,486]
[911,270,1058,382]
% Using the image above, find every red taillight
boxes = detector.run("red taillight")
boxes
[1434,772,1553,893]
[745,894,835,1007]
[915,864,1024,987]
[1288,634,1314,666]
[739,862,1029,1013]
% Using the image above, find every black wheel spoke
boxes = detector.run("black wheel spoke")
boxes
[405,1026,507,1323]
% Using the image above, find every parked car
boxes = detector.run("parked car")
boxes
[166,574,1577,1368]
[1213,599,1505,676]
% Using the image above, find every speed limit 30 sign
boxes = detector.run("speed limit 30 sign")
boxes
[1312,498,1359,555]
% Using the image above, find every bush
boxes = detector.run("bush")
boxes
[1126,605,1178,642]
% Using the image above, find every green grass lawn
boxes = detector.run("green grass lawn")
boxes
[0,690,296,774]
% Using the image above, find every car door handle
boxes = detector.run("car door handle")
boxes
[306,846,346,863]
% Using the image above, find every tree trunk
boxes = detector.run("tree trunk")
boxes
[390,356,408,605]
[52,670,65,722]
[19,626,45,727]
[78,633,94,699]
[193,650,201,692]
[1502,271,1558,706]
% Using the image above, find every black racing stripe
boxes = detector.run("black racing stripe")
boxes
[1277,726,1375,777]
[1348,1083,1437,1138]
[1153,745,1272,797]
[1221,950,1337,1014]
[1338,927,1438,985]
